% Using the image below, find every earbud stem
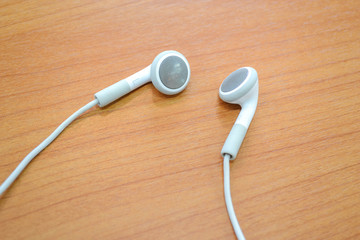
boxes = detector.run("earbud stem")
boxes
[235,101,257,128]
[221,102,257,160]
[126,65,151,90]
[95,65,151,107]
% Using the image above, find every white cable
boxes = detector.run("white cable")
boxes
[0,99,99,196]
[224,154,246,240]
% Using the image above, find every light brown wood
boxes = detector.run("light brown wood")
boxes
[0,1,359,239]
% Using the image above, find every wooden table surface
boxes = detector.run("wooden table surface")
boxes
[0,1,359,239]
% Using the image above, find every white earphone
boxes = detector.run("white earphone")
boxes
[95,50,190,107]
[1,51,257,240]
[0,50,190,196]
[219,67,259,160]
[219,67,259,240]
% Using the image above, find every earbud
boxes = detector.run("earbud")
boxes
[95,50,190,107]
[219,67,258,160]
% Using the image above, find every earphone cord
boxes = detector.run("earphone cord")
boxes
[223,154,246,240]
[0,99,99,196]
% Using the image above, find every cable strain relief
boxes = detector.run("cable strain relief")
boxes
[94,80,132,107]
[221,124,248,160]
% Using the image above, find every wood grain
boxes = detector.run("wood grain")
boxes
[0,0,359,239]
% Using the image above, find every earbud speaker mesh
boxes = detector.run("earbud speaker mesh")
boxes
[159,56,188,89]
[221,68,249,92]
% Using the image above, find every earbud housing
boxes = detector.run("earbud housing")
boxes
[151,50,190,95]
